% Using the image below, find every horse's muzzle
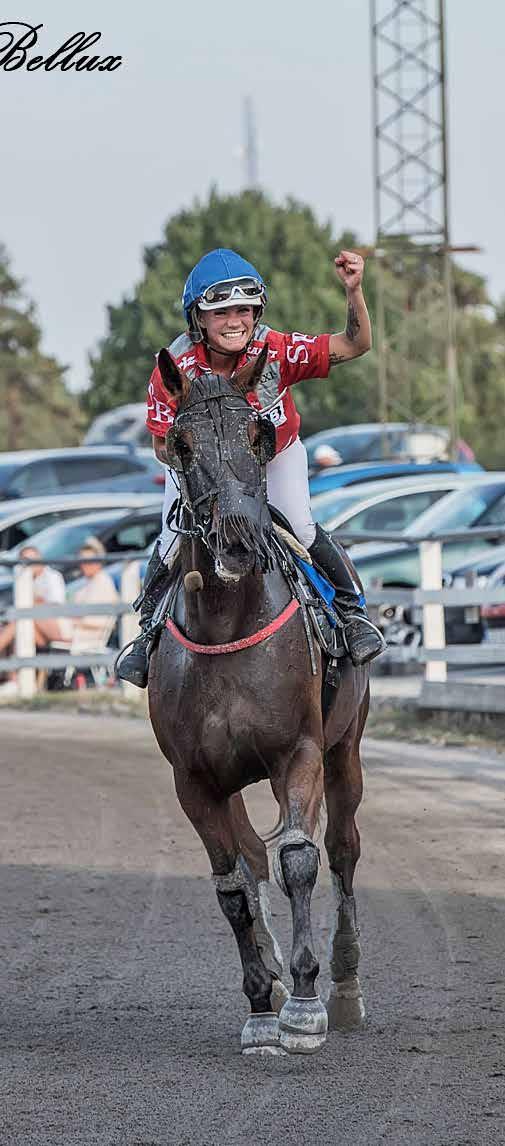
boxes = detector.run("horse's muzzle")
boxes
[214,546,256,582]
[208,503,272,581]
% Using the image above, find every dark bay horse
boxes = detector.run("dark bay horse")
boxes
[148,346,369,1055]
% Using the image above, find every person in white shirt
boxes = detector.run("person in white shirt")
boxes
[0,545,72,654]
[70,538,119,652]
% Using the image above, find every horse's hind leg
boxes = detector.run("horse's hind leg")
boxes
[324,698,367,1030]
[173,774,283,1055]
[229,793,288,1012]
[269,740,328,1053]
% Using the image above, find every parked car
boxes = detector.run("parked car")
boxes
[0,447,165,500]
[480,558,505,646]
[84,404,151,449]
[10,504,165,564]
[0,505,168,608]
[386,541,505,654]
[308,459,482,496]
[0,492,163,552]
[346,475,505,647]
[304,423,476,472]
[311,473,477,536]
[441,543,505,648]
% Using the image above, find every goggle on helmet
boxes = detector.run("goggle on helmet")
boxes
[197,276,266,311]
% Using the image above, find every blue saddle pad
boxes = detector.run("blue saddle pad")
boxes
[292,555,338,627]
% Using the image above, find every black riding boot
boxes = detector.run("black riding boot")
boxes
[116,550,168,688]
[308,525,385,667]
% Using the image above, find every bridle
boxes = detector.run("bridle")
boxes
[165,384,276,559]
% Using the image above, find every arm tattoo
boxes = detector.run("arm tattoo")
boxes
[345,302,360,342]
[329,352,347,366]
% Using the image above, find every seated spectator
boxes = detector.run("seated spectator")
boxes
[0,545,72,655]
[70,538,119,652]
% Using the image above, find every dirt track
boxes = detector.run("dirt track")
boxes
[0,711,504,1145]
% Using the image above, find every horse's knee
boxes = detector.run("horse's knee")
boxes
[213,854,258,920]
[273,830,319,898]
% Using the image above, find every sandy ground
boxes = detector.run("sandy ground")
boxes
[0,711,504,1146]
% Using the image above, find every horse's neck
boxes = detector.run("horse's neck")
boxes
[179,539,284,644]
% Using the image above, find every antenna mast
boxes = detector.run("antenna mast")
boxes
[243,96,259,188]
[371,0,465,456]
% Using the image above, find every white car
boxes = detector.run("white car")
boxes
[0,492,163,552]
[311,473,481,537]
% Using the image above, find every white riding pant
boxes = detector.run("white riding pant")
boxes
[158,435,316,561]
[264,435,316,547]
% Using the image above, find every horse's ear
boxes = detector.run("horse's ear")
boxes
[157,348,189,400]
[234,343,270,394]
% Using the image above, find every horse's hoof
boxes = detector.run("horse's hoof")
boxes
[270,978,290,1015]
[326,977,366,1031]
[241,1012,285,1055]
[279,995,328,1054]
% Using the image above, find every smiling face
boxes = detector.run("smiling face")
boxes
[197,304,257,355]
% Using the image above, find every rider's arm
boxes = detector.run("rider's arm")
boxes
[328,251,372,367]
[153,435,168,465]
[145,364,177,449]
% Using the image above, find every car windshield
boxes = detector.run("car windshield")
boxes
[409,483,505,537]
[311,491,367,524]
[0,463,18,492]
[9,511,123,561]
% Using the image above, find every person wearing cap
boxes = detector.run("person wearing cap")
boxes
[70,538,119,652]
[117,247,385,687]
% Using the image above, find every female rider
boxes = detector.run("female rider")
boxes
[118,247,385,687]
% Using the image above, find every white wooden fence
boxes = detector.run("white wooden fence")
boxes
[2,527,505,699]
[0,556,141,699]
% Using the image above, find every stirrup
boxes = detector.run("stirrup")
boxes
[342,614,386,667]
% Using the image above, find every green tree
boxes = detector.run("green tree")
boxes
[0,245,83,450]
[85,190,505,466]
[85,190,364,426]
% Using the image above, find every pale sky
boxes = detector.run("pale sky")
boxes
[2,0,504,393]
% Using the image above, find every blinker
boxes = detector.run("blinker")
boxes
[256,415,276,464]
[164,426,184,472]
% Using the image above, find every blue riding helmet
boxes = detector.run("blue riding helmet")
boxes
[182,248,267,323]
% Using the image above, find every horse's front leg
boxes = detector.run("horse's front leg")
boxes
[269,738,328,1054]
[324,703,367,1031]
[173,771,284,1055]
[229,793,288,1014]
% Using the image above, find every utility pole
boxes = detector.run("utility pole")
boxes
[243,96,259,188]
[370,0,476,458]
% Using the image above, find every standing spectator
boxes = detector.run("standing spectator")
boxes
[70,538,119,652]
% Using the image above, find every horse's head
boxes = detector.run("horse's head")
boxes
[158,346,276,581]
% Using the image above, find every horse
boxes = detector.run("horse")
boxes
[148,344,369,1055]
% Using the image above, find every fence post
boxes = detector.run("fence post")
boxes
[420,540,447,683]
[14,564,36,698]
[119,560,141,698]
